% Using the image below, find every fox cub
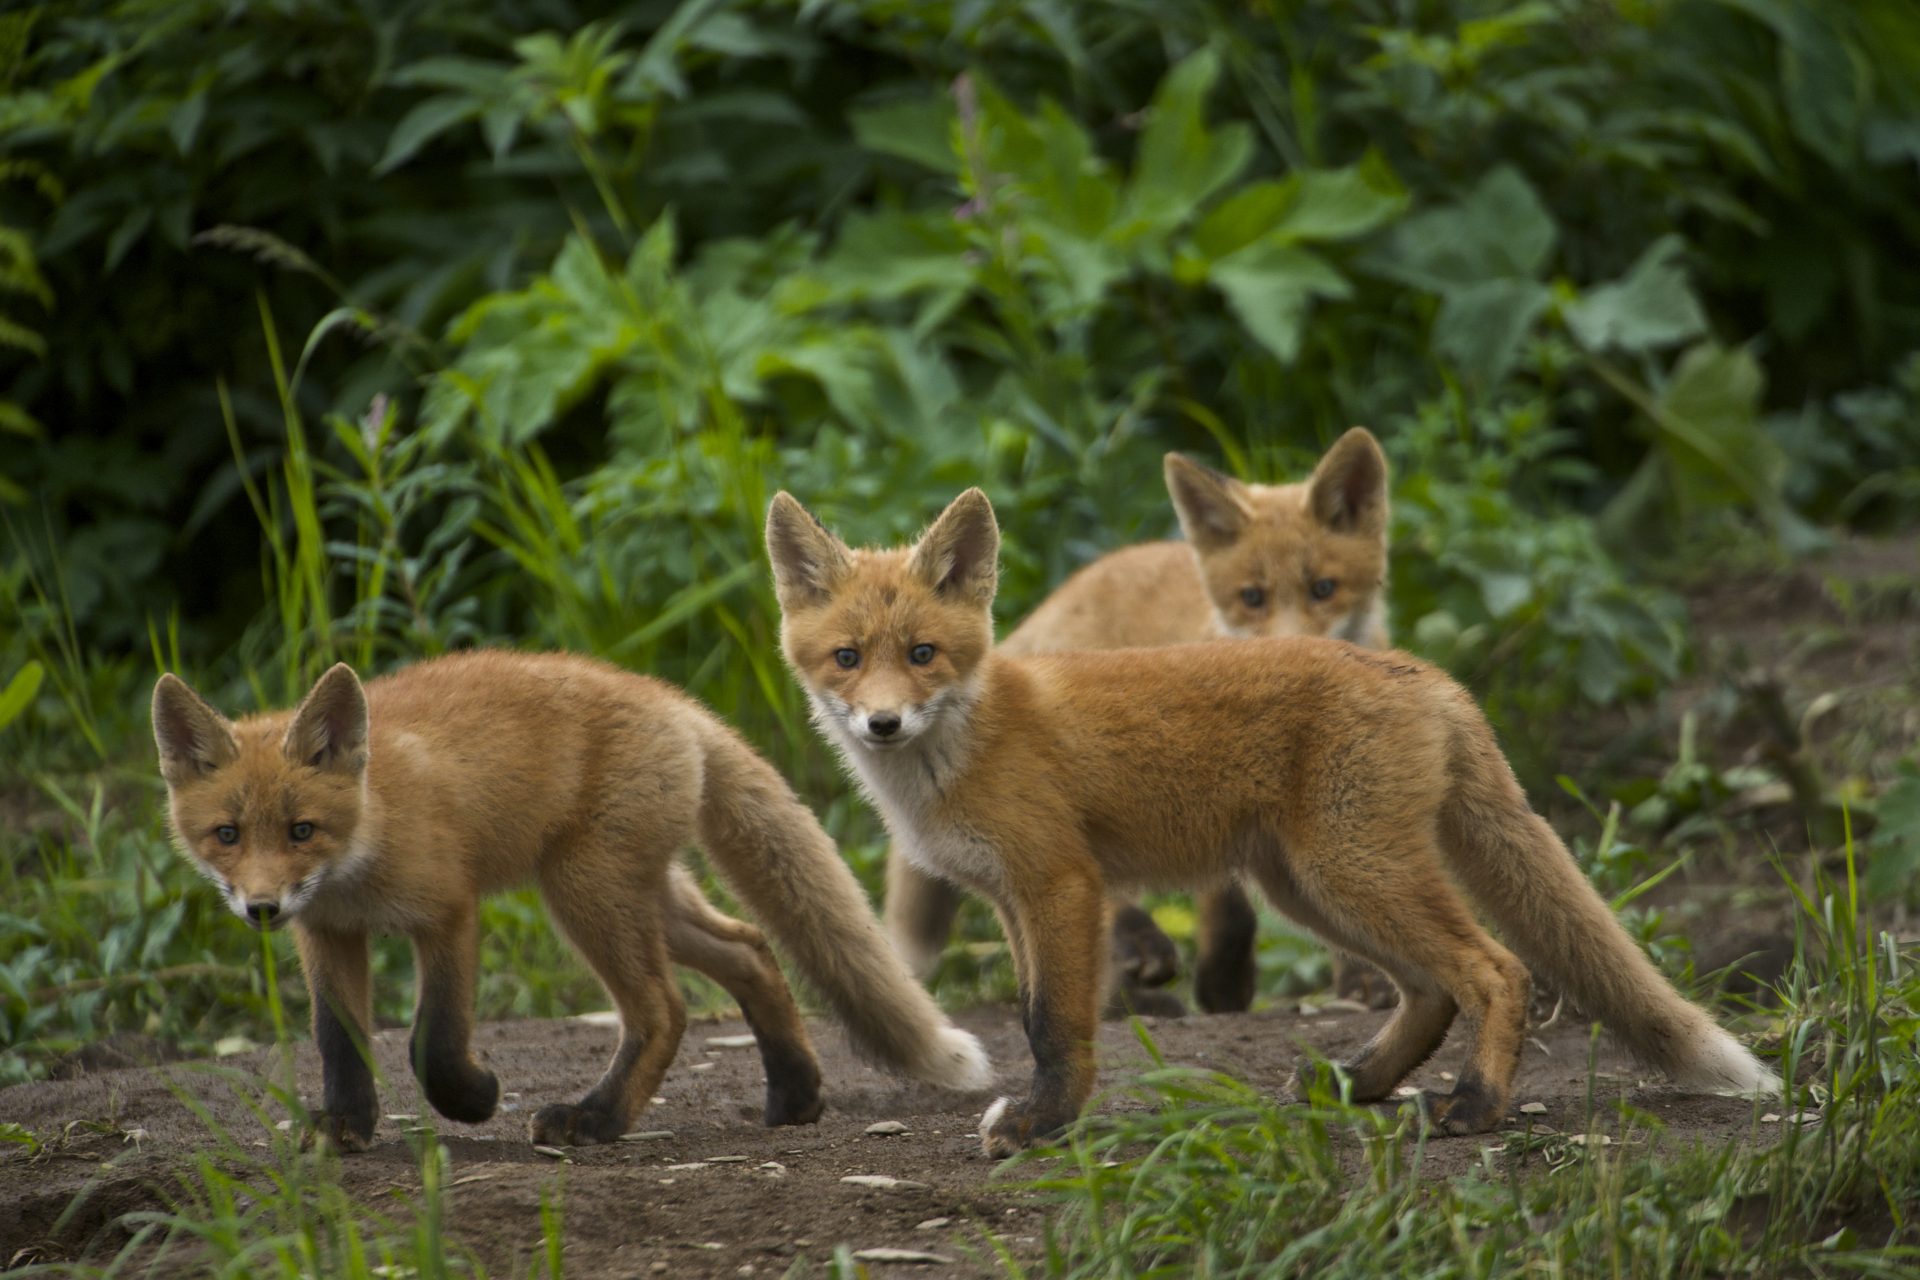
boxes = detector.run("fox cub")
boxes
[768,488,1777,1156]
[882,429,1395,1014]
[152,651,990,1151]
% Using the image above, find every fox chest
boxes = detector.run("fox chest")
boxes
[886,807,1005,895]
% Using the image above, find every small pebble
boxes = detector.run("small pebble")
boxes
[853,1248,953,1265]
[1520,1102,1548,1115]
[386,1113,419,1122]
[690,1062,716,1072]
[620,1130,675,1142]
[706,1155,749,1163]
[865,1120,909,1136]
[841,1174,930,1191]
[915,1217,951,1230]
[533,1145,570,1161]
[706,1035,758,1049]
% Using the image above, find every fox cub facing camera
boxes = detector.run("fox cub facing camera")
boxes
[768,488,1777,1156]
[153,651,990,1151]
[882,429,1396,1015]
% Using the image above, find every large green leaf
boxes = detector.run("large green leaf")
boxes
[1208,242,1351,363]
[1125,49,1252,236]
[850,97,958,174]
[1383,165,1556,289]
[1564,236,1708,354]
[1433,278,1553,386]
[376,94,482,175]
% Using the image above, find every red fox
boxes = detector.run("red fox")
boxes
[882,430,1395,1014]
[151,651,990,1152]
[767,488,1777,1155]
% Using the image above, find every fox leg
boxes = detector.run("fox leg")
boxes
[1257,833,1530,1133]
[662,867,824,1127]
[980,858,1105,1158]
[884,855,963,980]
[1328,952,1398,1009]
[408,906,501,1125]
[295,924,377,1152]
[1192,883,1259,1013]
[1102,898,1189,1020]
[534,862,686,1146]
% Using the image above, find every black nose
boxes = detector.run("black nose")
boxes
[868,712,902,737]
[247,900,281,925]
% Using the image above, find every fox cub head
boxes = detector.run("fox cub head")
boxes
[768,489,998,752]
[152,664,371,930]
[1165,426,1389,644]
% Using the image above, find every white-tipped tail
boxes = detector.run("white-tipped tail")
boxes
[931,1026,994,1092]
[1679,1028,1782,1098]
[1439,733,1783,1100]
[694,725,996,1094]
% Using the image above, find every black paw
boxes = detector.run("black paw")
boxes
[1194,889,1259,1014]
[1330,956,1398,1009]
[1417,1082,1504,1135]
[1111,905,1180,988]
[304,1107,376,1154]
[977,1095,1075,1159]
[422,1061,499,1124]
[529,1102,624,1147]
[764,1070,825,1127]
[1103,984,1189,1021]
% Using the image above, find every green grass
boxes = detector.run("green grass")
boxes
[1002,837,1919,1278]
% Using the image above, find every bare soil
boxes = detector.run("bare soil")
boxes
[2,1001,1771,1277]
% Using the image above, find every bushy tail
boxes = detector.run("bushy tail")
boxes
[691,725,993,1093]
[1439,724,1779,1097]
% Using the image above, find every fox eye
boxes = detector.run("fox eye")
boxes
[1240,586,1265,609]
[290,821,314,841]
[834,648,860,669]
[909,643,936,665]
[215,825,239,845]
[1311,578,1338,601]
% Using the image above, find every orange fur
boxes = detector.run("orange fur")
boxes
[769,489,1778,1157]
[882,430,1394,1011]
[152,652,990,1152]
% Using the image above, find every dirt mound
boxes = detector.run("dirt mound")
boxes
[0,1003,1772,1276]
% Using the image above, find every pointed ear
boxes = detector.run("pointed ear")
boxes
[282,664,370,776]
[908,488,999,604]
[1164,453,1251,552]
[766,491,853,611]
[152,674,239,786]
[1308,427,1389,537]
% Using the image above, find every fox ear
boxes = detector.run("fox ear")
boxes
[282,663,370,776]
[1308,427,1389,537]
[766,492,853,611]
[1164,453,1250,552]
[152,674,239,786]
[910,488,999,604]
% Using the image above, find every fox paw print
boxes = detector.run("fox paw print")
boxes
[303,1108,376,1154]
[529,1101,624,1147]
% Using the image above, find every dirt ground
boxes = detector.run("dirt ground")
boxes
[2,1000,1771,1277]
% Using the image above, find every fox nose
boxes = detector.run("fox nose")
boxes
[246,900,282,926]
[868,712,902,738]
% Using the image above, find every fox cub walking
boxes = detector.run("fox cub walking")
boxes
[882,429,1394,1014]
[768,488,1777,1156]
[152,651,990,1151]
